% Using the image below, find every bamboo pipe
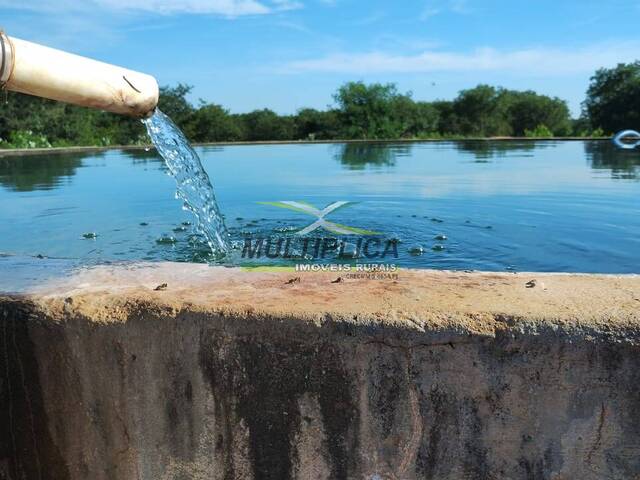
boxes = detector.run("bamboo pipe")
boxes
[0,31,159,118]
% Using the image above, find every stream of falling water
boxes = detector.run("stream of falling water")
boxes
[143,109,230,256]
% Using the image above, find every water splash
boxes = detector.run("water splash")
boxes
[143,109,229,255]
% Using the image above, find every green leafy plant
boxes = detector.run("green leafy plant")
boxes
[524,124,554,138]
[3,130,51,148]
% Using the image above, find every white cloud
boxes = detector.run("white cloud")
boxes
[275,19,313,33]
[0,0,302,16]
[420,0,472,20]
[449,0,471,14]
[269,0,304,11]
[97,0,270,15]
[281,42,640,76]
[419,7,441,20]
[350,11,385,26]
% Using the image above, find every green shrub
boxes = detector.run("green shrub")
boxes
[3,130,52,148]
[524,124,554,138]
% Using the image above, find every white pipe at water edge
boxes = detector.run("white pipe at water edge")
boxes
[0,30,159,117]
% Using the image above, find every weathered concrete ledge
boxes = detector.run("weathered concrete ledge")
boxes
[1,263,639,479]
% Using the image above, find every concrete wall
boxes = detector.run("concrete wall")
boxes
[1,264,639,479]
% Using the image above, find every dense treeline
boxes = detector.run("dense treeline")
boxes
[1,62,638,148]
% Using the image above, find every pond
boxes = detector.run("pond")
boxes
[0,140,639,290]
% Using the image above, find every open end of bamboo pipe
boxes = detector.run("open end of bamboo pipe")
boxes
[0,31,159,118]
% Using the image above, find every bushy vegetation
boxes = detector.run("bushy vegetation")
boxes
[583,61,640,134]
[1,62,637,148]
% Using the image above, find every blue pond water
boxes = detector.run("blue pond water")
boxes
[0,139,639,290]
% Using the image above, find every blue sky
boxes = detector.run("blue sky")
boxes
[2,0,640,116]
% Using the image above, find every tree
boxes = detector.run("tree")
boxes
[333,82,410,139]
[0,92,143,147]
[505,91,571,136]
[452,85,510,136]
[295,108,340,140]
[583,62,640,134]
[448,86,571,137]
[187,103,243,142]
[411,102,441,136]
[0,78,597,147]
[432,100,459,135]
[239,109,295,141]
[157,84,195,128]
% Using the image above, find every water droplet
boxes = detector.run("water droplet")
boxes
[82,232,98,239]
[187,234,202,245]
[434,234,447,241]
[432,244,445,251]
[173,226,187,233]
[139,222,149,226]
[409,245,424,256]
[274,226,298,233]
[156,236,177,245]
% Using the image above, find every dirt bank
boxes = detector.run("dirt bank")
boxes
[1,264,639,479]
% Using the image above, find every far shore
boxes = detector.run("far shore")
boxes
[0,136,611,158]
